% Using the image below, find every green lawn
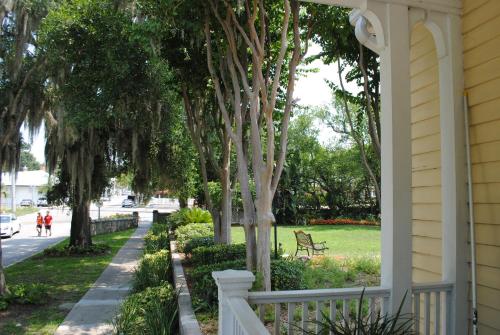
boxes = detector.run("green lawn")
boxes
[231,225,380,258]
[5,207,39,216]
[0,228,136,335]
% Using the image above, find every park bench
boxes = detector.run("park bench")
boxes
[293,230,329,256]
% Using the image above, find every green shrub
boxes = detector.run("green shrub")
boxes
[347,257,381,276]
[183,207,212,224]
[150,223,170,236]
[0,298,7,311]
[175,222,213,251]
[144,231,170,254]
[6,283,50,305]
[189,258,306,311]
[43,243,110,257]
[303,257,347,289]
[183,236,214,255]
[132,250,171,293]
[190,259,247,309]
[271,259,306,291]
[169,208,212,229]
[114,283,178,335]
[190,243,246,265]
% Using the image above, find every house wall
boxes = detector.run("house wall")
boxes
[410,23,443,283]
[463,1,500,333]
[0,186,44,207]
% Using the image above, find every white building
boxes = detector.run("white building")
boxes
[1,170,50,206]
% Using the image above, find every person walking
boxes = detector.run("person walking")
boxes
[36,212,43,237]
[44,211,53,237]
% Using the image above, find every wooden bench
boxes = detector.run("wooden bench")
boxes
[293,230,329,256]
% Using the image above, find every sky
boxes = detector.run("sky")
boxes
[23,44,350,164]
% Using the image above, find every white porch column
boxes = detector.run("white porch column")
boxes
[351,0,412,314]
[432,12,468,335]
[377,3,413,314]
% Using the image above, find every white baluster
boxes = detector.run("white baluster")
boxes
[316,301,323,334]
[329,300,337,335]
[259,304,266,322]
[424,292,431,335]
[301,302,308,334]
[369,297,376,323]
[414,293,420,335]
[343,299,350,325]
[275,303,281,335]
[434,292,441,335]
[288,302,296,335]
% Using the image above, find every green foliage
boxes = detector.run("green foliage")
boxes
[190,243,246,266]
[114,283,178,335]
[43,243,111,257]
[346,257,381,276]
[297,291,413,335]
[183,236,215,255]
[273,109,378,225]
[20,141,41,170]
[184,207,212,224]
[6,283,50,305]
[169,208,212,229]
[189,258,307,311]
[303,258,349,289]
[271,259,307,291]
[132,250,172,293]
[144,224,170,254]
[175,223,214,251]
[190,259,247,309]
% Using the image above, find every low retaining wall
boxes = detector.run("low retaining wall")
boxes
[170,240,202,335]
[153,210,171,224]
[90,212,139,236]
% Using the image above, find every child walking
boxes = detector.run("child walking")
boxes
[44,211,53,237]
[36,212,43,237]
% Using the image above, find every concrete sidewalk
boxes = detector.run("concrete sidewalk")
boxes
[55,221,151,335]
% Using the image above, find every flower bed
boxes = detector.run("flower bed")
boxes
[309,218,380,226]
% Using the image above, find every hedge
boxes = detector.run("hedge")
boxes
[189,243,246,266]
[309,218,379,226]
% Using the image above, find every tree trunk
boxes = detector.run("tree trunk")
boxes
[219,134,232,244]
[236,144,257,270]
[69,201,92,247]
[179,197,188,209]
[219,165,232,244]
[256,190,273,291]
[211,209,222,244]
[0,172,8,296]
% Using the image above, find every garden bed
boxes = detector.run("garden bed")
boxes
[160,208,383,334]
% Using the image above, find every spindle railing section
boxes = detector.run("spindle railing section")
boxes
[212,270,454,335]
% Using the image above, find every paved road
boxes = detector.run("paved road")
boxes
[2,197,175,268]
[2,209,71,267]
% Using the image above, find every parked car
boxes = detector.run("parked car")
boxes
[20,199,34,207]
[37,197,48,207]
[0,214,21,238]
[121,199,136,208]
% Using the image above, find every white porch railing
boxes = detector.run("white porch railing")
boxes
[213,270,454,335]
[412,282,453,335]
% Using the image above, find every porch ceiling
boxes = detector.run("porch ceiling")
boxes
[301,0,462,14]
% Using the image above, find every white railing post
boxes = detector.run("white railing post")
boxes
[212,270,255,335]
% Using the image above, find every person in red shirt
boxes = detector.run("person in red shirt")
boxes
[44,211,53,236]
[36,212,43,237]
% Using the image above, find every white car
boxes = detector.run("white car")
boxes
[0,214,21,238]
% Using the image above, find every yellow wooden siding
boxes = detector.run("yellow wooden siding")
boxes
[463,1,500,332]
[410,23,443,282]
